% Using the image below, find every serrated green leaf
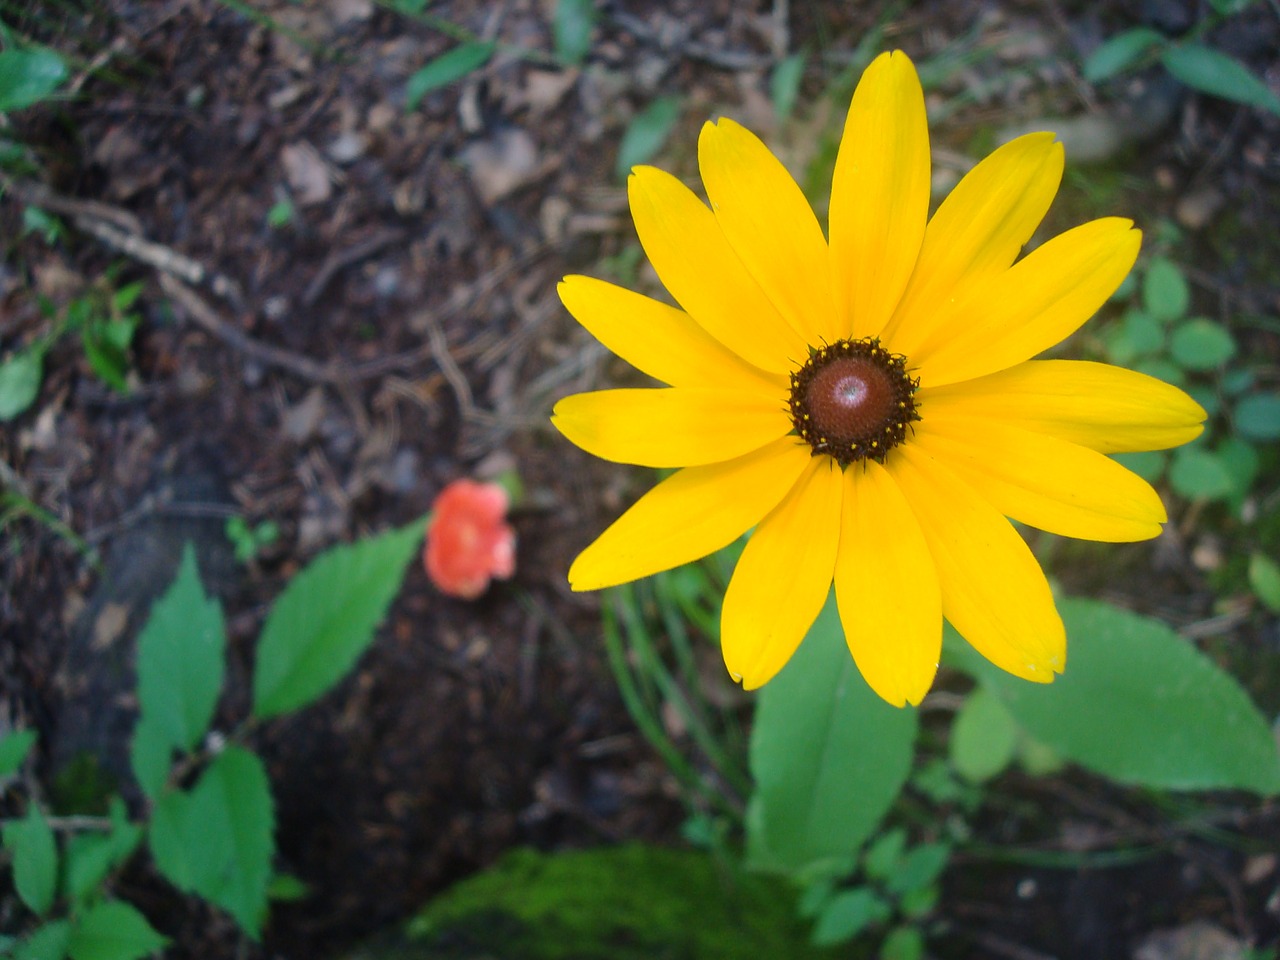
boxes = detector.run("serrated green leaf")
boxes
[950,687,1018,783]
[64,799,141,904]
[0,48,67,112]
[1170,318,1235,370]
[1083,28,1166,83]
[1142,258,1189,322]
[136,545,225,753]
[404,42,495,111]
[67,900,168,960]
[1249,553,1280,615]
[948,598,1280,793]
[1162,43,1280,116]
[0,728,38,777]
[770,51,807,122]
[0,348,44,420]
[13,920,72,960]
[746,595,917,873]
[1169,447,1235,500]
[252,522,423,717]
[3,804,59,916]
[148,747,274,938]
[615,95,682,180]
[1234,392,1280,441]
[885,843,950,896]
[810,887,890,946]
[553,0,596,66]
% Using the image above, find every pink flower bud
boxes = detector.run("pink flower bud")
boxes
[424,479,516,599]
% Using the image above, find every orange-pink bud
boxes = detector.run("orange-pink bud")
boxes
[424,479,516,599]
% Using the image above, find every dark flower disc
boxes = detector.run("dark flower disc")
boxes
[788,338,920,465]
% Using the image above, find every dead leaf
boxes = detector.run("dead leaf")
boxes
[1133,922,1245,960]
[459,128,541,205]
[281,141,334,205]
[92,603,131,651]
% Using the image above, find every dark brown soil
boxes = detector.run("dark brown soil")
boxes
[2,1,1279,958]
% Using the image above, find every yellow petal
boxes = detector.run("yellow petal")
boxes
[884,133,1065,357]
[721,457,843,689]
[919,360,1207,453]
[552,387,788,468]
[916,219,1141,386]
[628,166,808,373]
[834,461,940,707]
[558,275,785,393]
[914,415,1167,542]
[568,438,811,590]
[829,50,930,341]
[698,118,835,346]
[887,444,1065,683]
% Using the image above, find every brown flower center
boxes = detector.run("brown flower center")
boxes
[788,339,920,465]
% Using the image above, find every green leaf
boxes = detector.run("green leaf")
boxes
[746,595,917,872]
[1161,43,1280,116]
[1142,258,1189,322]
[0,348,44,420]
[553,0,596,66]
[1083,28,1166,83]
[614,95,682,180]
[252,522,423,717]
[1169,447,1235,500]
[404,42,495,111]
[128,715,171,801]
[1215,436,1259,497]
[1234,392,1280,441]
[770,51,807,122]
[950,687,1018,783]
[266,872,310,901]
[148,746,274,938]
[1133,357,1185,386]
[67,900,168,960]
[1209,0,1254,11]
[3,804,59,916]
[1170,318,1235,370]
[881,925,926,960]
[0,728,38,777]
[1184,384,1221,420]
[1112,450,1167,483]
[949,598,1280,793]
[64,798,142,904]
[863,828,906,881]
[0,48,67,112]
[810,887,890,946]
[136,545,226,753]
[13,920,72,960]
[1249,553,1280,615]
[885,843,950,896]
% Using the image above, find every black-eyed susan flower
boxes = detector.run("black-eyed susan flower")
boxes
[551,51,1206,707]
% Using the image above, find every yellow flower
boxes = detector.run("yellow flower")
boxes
[551,51,1206,707]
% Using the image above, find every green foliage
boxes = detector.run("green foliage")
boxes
[1169,318,1235,370]
[809,887,890,946]
[615,96,682,180]
[1142,257,1189,322]
[404,41,495,110]
[65,901,168,960]
[225,516,280,564]
[252,521,424,717]
[136,545,226,753]
[770,51,807,122]
[1082,28,1165,83]
[0,276,143,422]
[63,799,141,903]
[947,598,1280,793]
[747,595,917,873]
[4,804,58,915]
[149,747,275,938]
[0,47,67,112]
[553,0,596,67]
[1161,43,1280,117]
[948,687,1018,783]
[266,198,295,229]
[404,844,831,960]
[1248,552,1280,613]
[0,728,38,777]
[1234,392,1280,440]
